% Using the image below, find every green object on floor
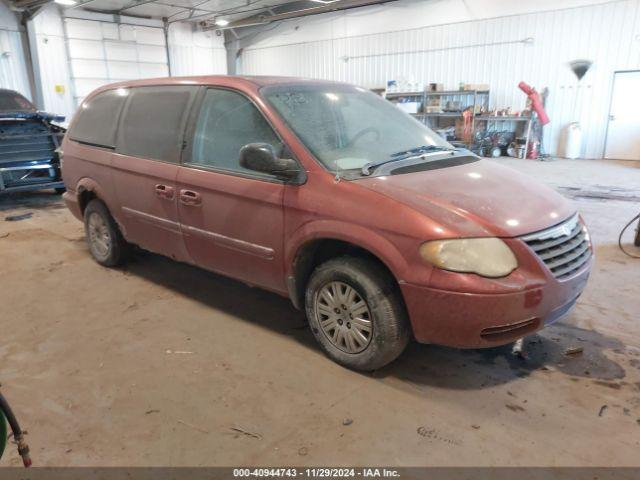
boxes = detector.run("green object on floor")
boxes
[0,411,6,459]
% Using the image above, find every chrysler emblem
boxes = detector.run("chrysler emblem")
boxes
[560,224,573,236]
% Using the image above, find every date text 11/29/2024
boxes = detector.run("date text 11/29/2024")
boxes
[233,468,400,478]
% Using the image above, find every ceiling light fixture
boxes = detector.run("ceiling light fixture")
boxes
[309,0,341,3]
[54,0,77,5]
[214,18,230,26]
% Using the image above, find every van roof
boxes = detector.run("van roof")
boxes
[97,75,346,91]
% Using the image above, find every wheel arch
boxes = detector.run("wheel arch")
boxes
[75,177,107,215]
[74,178,128,237]
[285,222,410,310]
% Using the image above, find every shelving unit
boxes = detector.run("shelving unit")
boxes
[425,90,489,149]
[473,115,533,158]
[385,90,489,148]
[384,89,532,155]
[384,92,423,98]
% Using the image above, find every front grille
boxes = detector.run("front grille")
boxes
[0,120,56,165]
[521,214,591,280]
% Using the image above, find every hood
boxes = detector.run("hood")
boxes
[355,158,575,238]
[0,111,66,124]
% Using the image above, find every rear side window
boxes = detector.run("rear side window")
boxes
[117,86,195,163]
[189,88,283,174]
[69,89,127,148]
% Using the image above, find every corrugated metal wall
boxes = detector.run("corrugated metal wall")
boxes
[0,29,31,98]
[242,0,640,158]
[29,5,227,120]
[30,6,76,119]
[64,16,169,106]
[168,22,227,76]
[0,3,31,100]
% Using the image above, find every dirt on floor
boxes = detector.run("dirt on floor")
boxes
[0,158,639,467]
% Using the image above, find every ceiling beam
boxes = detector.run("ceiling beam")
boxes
[176,0,278,24]
[118,0,160,13]
[201,0,396,30]
[156,1,218,15]
[12,0,52,8]
[67,0,103,9]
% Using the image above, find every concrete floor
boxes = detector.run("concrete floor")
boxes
[0,157,639,467]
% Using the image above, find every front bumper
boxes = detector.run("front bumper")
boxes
[0,163,63,194]
[401,256,592,348]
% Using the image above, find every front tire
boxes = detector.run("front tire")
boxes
[634,217,640,247]
[84,199,128,267]
[305,256,410,371]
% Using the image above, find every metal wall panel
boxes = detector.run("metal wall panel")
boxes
[64,17,169,107]
[0,29,31,99]
[31,6,76,119]
[29,6,227,121]
[0,3,31,100]
[168,22,227,76]
[242,0,640,158]
[29,6,169,118]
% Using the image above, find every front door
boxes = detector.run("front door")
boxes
[112,85,196,261]
[605,71,640,160]
[178,88,289,291]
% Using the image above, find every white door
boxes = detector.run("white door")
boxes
[605,71,640,160]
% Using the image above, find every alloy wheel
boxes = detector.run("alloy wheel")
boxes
[315,281,373,354]
[88,212,111,258]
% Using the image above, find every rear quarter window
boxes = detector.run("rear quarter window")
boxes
[69,89,128,148]
[116,86,196,163]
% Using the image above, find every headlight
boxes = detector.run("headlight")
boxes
[419,238,517,278]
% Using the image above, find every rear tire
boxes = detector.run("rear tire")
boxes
[634,217,640,247]
[83,199,129,267]
[305,256,410,371]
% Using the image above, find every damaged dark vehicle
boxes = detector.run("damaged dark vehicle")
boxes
[0,88,66,194]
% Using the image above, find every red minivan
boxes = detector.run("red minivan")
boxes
[61,76,593,370]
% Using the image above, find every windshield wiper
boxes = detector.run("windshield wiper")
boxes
[391,145,456,157]
[361,145,456,176]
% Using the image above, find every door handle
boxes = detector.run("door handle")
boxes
[179,189,202,206]
[155,184,174,200]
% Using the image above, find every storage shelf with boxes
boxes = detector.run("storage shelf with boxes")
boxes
[382,82,533,158]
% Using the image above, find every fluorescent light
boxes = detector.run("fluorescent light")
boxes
[215,18,229,26]
[54,0,77,5]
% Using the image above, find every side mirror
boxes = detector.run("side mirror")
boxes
[239,143,300,181]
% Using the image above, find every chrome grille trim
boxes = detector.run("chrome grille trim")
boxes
[521,214,580,242]
[521,214,592,280]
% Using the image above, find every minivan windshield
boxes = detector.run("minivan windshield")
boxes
[262,83,453,175]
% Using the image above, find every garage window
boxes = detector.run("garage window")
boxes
[68,89,128,148]
[188,88,283,174]
[116,86,195,163]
